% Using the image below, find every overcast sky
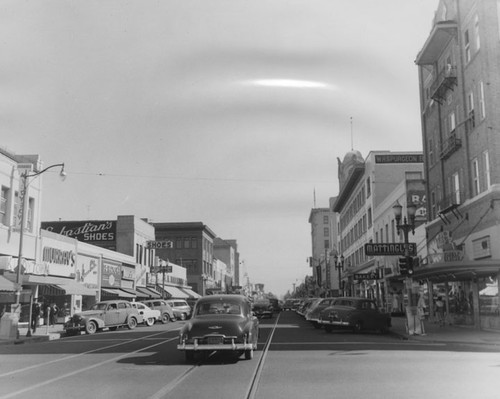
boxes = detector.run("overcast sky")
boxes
[1,0,438,298]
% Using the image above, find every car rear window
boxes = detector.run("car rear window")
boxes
[197,300,242,315]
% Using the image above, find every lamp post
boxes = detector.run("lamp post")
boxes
[16,163,66,336]
[334,254,344,297]
[393,200,417,307]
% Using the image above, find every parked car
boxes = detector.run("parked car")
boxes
[177,294,259,362]
[165,299,192,320]
[252,299,273,318]
[130,302,161,326]
[318,297,391,333]
[269,298,281,313]
[305,298,338,328]
[296,298,318,317]
[64,300,142,335]
[140,299,175,323]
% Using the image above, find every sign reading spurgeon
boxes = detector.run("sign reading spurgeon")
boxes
[364,243,417,256]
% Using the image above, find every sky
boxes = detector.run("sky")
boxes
[1,0,439,298]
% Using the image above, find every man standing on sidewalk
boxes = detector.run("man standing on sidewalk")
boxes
[31,301,41,333]
[436,296,445,326]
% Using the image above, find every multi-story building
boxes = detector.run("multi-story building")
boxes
[152,222,217,296]
[333,150,424,300]
[308,197,338,296]
[214,237,238,292]
[415,0,500,329]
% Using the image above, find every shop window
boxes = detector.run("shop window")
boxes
[0,186,8,225]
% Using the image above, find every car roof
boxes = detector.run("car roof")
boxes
[197,294,248,303]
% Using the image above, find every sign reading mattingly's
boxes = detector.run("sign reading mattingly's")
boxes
[41,220,117,250]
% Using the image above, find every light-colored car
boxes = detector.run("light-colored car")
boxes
[165,299,192,320]
[64,300,142,335]
[131,302,161,326]
[140,299,175,323]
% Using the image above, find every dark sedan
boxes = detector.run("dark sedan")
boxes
[318,297,391,333]
[252,300,273,319]
[177,295,259,362]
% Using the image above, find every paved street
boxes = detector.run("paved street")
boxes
[1,311,499,399]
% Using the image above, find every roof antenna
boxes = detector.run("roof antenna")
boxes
[350,116,354,150]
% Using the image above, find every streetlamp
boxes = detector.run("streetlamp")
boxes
[333,254,344,297]
[16,163,66,336]
[393,200,417,306]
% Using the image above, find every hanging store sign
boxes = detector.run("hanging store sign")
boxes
[364,243,417,256]
[147,240,173,249]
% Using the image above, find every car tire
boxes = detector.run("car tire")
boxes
[313,322,322,329]
[109,326,118,331]
[161,313,170,323]
[85,321,97,335]
[127,317,137,330]
[145,318,155,327]
[353,321,363,333]
[245,349,254,360]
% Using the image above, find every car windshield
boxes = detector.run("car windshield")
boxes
[196,300,242,315]
[90,303,108,311]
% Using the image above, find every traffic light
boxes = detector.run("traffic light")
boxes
[399,257,414,277]
[398,257,408,276]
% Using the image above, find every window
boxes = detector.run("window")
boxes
[467,91,475,128]
[323,215,329,224]
[184,237,190,249]
[472,158,480,196]
[464,29,471,63]
[431,190,436,218]
[479,81,486,120]
[449,111,456,133]
[367,208,372,228]
[27,197,34,232]
[484,150,491,189]
[475,15,480,50]
[0,186,8,225]
[176,238,182,249]
[366,177,371,197]
[191,237,197,249]
[452,172,461,204]
[324,240,329,249]
[324,227,329,237]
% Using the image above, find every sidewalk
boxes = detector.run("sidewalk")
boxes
[0,323,64,345]
[390,316,500,346]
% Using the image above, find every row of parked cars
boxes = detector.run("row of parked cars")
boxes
[287,296,392,334]
[64,298,193,335]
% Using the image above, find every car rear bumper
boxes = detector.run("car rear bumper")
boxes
[177,342,253,351]
[319,319,350,326]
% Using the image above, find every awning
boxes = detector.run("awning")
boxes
[179,287,201,298]
[101,288,135,298]
[119,288,137,297]
[0,275,18,292]
[53,281,97,296]
[136,286,161,299]
[160,285,189,299]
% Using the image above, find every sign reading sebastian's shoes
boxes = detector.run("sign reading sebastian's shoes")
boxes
[364,243,417,256]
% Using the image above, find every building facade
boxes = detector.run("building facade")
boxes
[308,198,338,297]
[333,150,425,301]
[152,222,217,296]
[415,0,500,329]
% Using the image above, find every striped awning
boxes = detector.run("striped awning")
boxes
[136,286,161,299]
[179,287,201,298]
[101,288,135,298]
[158,285,189,299]
[0,275,17,292]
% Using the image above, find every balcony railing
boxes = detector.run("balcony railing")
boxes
[430,65,458,103]
[440,130,462,160]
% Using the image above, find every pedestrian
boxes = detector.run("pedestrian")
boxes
[436,296,445,326]
[31,301,41,332]
[50,303,58,326]
[391,293,399,315]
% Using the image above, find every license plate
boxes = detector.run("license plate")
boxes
[207,336,223,345]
